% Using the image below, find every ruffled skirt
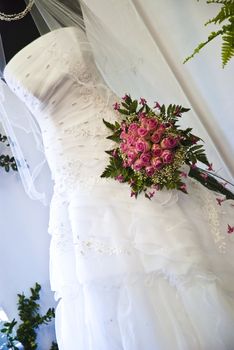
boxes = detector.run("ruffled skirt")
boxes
[48,179,234,350]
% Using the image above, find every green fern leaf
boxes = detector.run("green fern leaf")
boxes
[184,1,234,67]
[221,25,234,66]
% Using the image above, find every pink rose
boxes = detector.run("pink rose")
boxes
[120,131,128,140]
[140,152,151,166]
[146,118,158,131]
[126,158,135,166]
[137,127,148,137]
[135,139,150,153]
[151,131,162,144]
[120,142,128,153]
[157,124,166,133]
[151,157,163,170]
[126,135,137,146]
[161,150,174,164]
[133,158,144,171]
[152,144,162,157]
[145,166,155,177]
[128,123,139,135]
[161,136,178,149]
[140,117,148,129]
[127,150,138,161]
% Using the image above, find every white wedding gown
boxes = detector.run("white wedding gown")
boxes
[4,27,234,350]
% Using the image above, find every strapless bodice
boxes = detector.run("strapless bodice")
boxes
[4,27,117,195]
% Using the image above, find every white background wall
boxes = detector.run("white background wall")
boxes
[85,0,234,180]
[0,147,56,346]
[132,0,234,177]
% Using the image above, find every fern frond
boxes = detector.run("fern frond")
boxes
[184,0,234,67]
[183,30,224,63]
[207,0,234,5]
[221,24,234,66]
[205,3,234,24]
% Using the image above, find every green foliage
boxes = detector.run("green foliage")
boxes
[50,342,59,350]
[189,165,234,199]
[102,96,203,195]
[1,283,57,350]
[184,0,234,67]
[1,319,18,349]
[101,95,234,199]
[0,133,17,172]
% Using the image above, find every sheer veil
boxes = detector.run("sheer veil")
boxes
[0,0,120,205]
[0,0,231,205]
[0,0,155,205]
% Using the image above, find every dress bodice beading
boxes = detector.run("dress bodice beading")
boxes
[4,27,117,196]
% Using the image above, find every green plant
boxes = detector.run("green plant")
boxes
[184,0,234,67]
[0,133,17,172]
[50,342,59,350]
[1,283,58,350]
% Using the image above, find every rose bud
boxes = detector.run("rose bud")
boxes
[126,135,137,146]
[161,150,174,164]
[161,136,178,149]
[157,124,166,133]
[151,131,162,144]
[137,127,148,137]
[152,144,162,157]
[151,157,163,170]
[120,142,128,153]
[120,131,128,140]
[127,150,138,161]
[133,158,144,171]
[135,139,150,153]
[128,123,139,135]
[140,152,151,166]
[146,118,158,131]
[140,117,149,129]
[145,166,155,177]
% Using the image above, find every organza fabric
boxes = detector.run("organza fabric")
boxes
[0,79,52,204]
[0,0,232,204]
[3,26,234,349]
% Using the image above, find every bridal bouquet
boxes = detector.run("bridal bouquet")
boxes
[101,95,234,200]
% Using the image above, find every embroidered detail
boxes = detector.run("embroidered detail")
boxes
[50,233,74,253]
[74,237,131,256]
[190,180,229,254]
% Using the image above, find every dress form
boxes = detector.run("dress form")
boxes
[0,0,39,63]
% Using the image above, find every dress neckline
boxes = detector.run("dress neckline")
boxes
[3,26,76,77]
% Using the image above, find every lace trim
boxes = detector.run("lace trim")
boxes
[54,270,219,296]
[205,192,227,253]
[190,180,229,254]
[50,230,132,257]
[145,269,219,292]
